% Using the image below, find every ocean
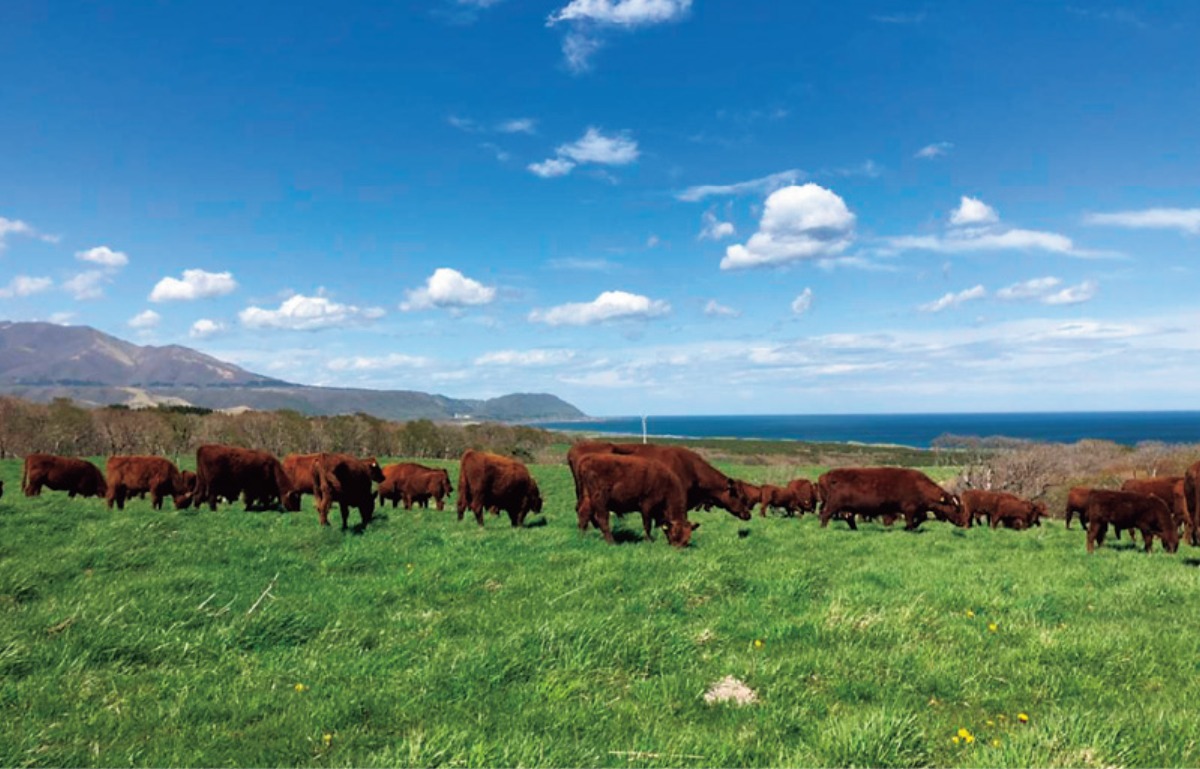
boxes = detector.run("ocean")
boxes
[536,412,1200,449]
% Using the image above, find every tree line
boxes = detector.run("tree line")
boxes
[0,397,561,463]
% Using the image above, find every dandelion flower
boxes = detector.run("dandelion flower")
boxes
[1018,712,1029,723]
[323,733,333,746]
[958,728,972,740]
[966,609,975,618]
[965,734,975,744]
[988,622,998,632]
[753,639,764,649]
[991,738,1001,747]
[294,683,308,693]
[951,737,960,745]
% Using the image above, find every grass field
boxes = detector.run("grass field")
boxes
[3,456,1200,768]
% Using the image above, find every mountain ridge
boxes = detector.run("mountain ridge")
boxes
[0,321,585,422]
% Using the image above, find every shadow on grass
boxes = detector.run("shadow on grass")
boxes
[522,517,548,529]
[1180,558,1200,568]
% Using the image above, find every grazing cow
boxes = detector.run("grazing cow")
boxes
[105,456,193,510]
[457,450,542,528]
[1180,463,1200,547]
[1121,476,1193,545]
[567,441,754,520]
[1084,489,1178,554]
[574,452,698,546]
[311,453,383,529]
[989,494,1045,530]
[21,454,107,499]
[377,463,453,510]
[1064,486,1094,529]
[817,467,964,530]
[759,479,818,517]
[193,445,299,512]
[179,470,198,497]
[282,453,321,506]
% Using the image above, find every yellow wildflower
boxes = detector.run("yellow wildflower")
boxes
[966,609,975,618]
[957,728,971,740]
[991,738,1001,747]
[965,734,975,744]
[988,622,998,632]
[951,737,960,745]
[986,720,995,727]
[753,639,764,649]
[323,733,333,746]
[294,683,308,693]
[1018,712,1029,723]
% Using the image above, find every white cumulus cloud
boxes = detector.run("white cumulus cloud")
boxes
[76,245,129,268]
[919,285,987,313]
[128,310,161,329]
[996,276,1063,301]
[528,127,638,178]
[1042,280,1098,306]
[150,269,238,302]
[791,288,814,315]
[401,268,496,311]
[528,157,577,178]
[915,142,953,159]
[189,319,224,338]
[1084,208,1200,235]
[721,184,856,270]
[530,290,669,326]
[950,196,999,226]
[63,270,109,300]
[547,0,691,72]
[240,294,386,331]
[703,299,740,318]
[699,211,735,240]
[0,275,53,298]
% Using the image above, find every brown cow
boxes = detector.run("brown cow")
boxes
[311,453,383,529]
[817,467,964,530]
[282,453,320,505]
[377,463,453,510]
[760,479,818,517]
[567,441,754,520]
[574,452,698,546]
[179,470,197,497]
[194,445,299,512]
[1121,476,1193,545]
[1084,489,1178,554]
[457,450,542,528]
[105,456,193,510]
[1064,486,1092,529]
[989,495,1045,530]
[22,454,107,499]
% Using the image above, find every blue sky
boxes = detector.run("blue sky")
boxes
[2,0,1199,415]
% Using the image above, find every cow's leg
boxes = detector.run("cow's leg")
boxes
[818,504,834,528]
[1141,527,1154,553]
[577,494,591,533]
[472,499,485,527]
[844,511,858,530]
[151,490,163,510]
[403,494,412,510]
[435,496,444,511]
[316,495,331,527]
[595,509,615,544]
[1086,521,1100,553]
[340,503,350,530]
[641,505,656,541]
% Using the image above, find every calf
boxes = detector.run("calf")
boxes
[1085,489,1178,554]
[759,479,818,517]
[22,454,107,499]
[574,452,698,547]
[377,463,453,510]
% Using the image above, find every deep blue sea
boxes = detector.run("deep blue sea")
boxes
[536,412,1200,449]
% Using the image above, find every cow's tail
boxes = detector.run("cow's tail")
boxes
[273,460,294,509]
[456,459,471,516]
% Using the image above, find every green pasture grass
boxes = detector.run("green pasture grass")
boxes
[2,457,1199,767]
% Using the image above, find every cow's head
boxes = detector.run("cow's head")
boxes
[1030,501,1046,527]
[933,492,967,527]
[173,491,194,510]
[661,519,700,547]
[282,490,302,512]
[717,477,754,520]
[526,482,543,514]
[366,458,385,484]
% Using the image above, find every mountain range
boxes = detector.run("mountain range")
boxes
[0,321,585,422]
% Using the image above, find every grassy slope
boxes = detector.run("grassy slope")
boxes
[2,457,1199,768]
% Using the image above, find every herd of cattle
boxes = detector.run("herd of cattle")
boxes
[8,440,1200,554]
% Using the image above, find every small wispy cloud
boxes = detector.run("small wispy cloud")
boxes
[915,141,953,159]
[676,169,804,202]
[871,10,927,24]
[919,284,986,313]
[546,0,693,74]
[1084,208,1200,235]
